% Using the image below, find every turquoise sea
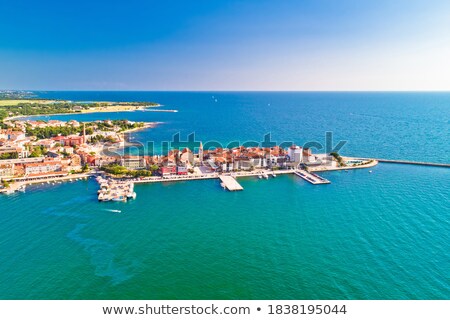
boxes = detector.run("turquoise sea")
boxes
[0,92,449,299]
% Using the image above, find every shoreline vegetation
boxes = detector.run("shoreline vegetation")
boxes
[0,98,161,122]
[0,97,162,138]
[22,119,159,140]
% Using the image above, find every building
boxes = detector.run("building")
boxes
[0,130,26,141]
[0,145,29,158]
[160,166,176,176]
[198,142,204,162]
[47,120,66,127]
[180,148,194,165]
[177,166,188,175]
[120,156,146,170]
[52,135,84,147]
[35,139,56,149]
[287,145,303,164]
[0,157,45,165]
[63,146,74,154]
[303,148,315,163]
[70,154,81,167]
[25,160,63,175]
[0,163,14,178]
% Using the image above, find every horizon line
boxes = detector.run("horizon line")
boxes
[2,89,450,93]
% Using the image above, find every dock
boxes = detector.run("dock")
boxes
[219,175,244,191]
[294,170,330,185]
[374,159,450,168]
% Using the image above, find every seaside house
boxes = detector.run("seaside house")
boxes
[47,120,66,127]
[24,160,63,175]
[120,156,146,170]
[160,165,176,176]
[67,120,81,127]
[0,163,14,178]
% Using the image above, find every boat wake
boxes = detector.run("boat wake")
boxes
[104,209,122,213]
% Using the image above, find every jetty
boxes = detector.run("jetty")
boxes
[219,175,244,191]
[294,169,330,185]
[373,159,450,168]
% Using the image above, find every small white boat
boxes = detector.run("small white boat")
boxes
[369,170,373,173]
[258,175,262,179]
[263,173,269,179]
[272,173,277,178]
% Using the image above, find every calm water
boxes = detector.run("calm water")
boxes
[28,91,450,163]
[1,92,449,299]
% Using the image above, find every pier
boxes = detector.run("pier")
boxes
[374,159,450,168]
[294,169,330,185]
[219,176,244,191]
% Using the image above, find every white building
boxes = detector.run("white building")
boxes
[287,145,303,164]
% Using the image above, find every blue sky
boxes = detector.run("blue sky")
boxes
[1,0,449,90]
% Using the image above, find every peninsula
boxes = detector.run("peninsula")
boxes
[0,93,378,197]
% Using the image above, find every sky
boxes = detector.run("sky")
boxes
[1,0,450,91]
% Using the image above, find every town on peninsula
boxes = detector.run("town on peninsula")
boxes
[0,90,377,199]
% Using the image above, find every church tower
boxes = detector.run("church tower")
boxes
[83,123,86,144]
[199,141,203,162]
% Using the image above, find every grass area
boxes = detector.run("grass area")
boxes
[0,99,59,106]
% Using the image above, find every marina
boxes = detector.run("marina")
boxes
[96,176,137,202]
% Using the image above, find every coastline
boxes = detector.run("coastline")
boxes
[310,160,379,172]
[4,103,162,122]
[120,121,163,134]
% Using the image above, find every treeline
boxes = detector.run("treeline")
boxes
[0,152,19,160]
[330,152,345,167]
[0,100,158,121]
[26,126,84,139]
[0,102,84,119]
[101,163,160,177]
[25,120,144,139]
[29,146,47,158]
[112,102,158,106]
[96,120,145,132]
[89,135,117,144]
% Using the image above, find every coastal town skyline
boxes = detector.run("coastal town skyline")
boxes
[1,0,450,91]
